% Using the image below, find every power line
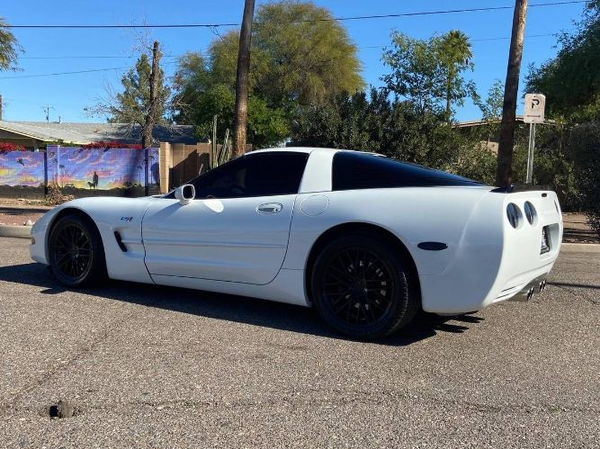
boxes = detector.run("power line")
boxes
[12,32,561,60]
[328,0,587,22]
[0,30,561,79]
[0,61,179,80]
[360,33,556,50]
[20,55,180,60]
[0,66,129,80]
[0,1,587,29]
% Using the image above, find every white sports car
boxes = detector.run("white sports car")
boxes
[31,148,563,339]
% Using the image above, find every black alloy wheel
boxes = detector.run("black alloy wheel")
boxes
[311,234,419,340]
[49,214,106,287]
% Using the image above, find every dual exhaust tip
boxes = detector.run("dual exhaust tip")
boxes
[513,278,547,302]
[526,279,548,300]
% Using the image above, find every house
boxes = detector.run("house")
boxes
[0,120,198,150]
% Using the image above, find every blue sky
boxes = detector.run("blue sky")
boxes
[0,0,588,123]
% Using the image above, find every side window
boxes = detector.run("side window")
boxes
[332,151,480,191]
[192,152,309,199]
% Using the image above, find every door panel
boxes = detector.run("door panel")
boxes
[142,194,296,284]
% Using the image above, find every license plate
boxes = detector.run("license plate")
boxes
[540,226,550,254]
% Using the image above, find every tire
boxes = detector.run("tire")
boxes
[48,213,107,287]
[311,234,419,340]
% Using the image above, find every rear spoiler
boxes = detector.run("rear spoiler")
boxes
[490,184,551,193]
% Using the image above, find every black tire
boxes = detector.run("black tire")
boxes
[48,213,107,287]
[311,234,419,340]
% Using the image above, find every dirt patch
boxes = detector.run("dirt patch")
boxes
[562,213,600,244]
[0,206,48,226]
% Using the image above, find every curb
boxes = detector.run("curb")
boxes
[0,225,32,239]
[561,242,600,253]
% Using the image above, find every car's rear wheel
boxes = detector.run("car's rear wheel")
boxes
[311,234,419,340]
[48,214,106,287]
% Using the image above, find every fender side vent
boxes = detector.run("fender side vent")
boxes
[418,241,448,251]
[114,231,128,252]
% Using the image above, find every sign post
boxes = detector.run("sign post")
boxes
[523,93,546,184]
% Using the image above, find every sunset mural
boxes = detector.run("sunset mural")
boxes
[0,146,159,190]
[0,151,45,187]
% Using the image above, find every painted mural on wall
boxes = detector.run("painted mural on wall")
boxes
[0,151,46,187]
[0,146,159,190]
[46,146,159,190]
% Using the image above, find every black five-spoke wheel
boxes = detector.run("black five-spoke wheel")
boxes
[311,234,419,339]
[49,214,106,287]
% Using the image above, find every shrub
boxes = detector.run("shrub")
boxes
[81,141,143,149]
[0,142,26,151]
[566,121,600,237]
[44,184,74,206]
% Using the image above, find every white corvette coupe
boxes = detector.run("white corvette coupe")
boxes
[31,148,563,339]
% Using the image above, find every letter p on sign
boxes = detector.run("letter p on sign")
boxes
[524,93,546,124]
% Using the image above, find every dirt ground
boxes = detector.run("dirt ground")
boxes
[0,198,598,243]
[561,212,600,243]
[0,199,51,226]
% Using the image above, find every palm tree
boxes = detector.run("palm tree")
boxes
[438,30,473,120]
[0,18,19,71]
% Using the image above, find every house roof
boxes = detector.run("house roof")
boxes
[454,115,557,128]
[0,120,197,145]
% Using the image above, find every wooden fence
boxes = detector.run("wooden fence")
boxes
[159,142,252,193]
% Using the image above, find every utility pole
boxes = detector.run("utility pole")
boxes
[142,40,161,195]
[232,0,256,157]
[142,41,161,150]
[496,0,529,187]
[43,105,54,122]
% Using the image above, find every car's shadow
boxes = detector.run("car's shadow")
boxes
[0,263,484,346]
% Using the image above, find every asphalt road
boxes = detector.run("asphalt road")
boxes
[0,238,598,449]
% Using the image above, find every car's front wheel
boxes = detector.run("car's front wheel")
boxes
[311,234,419,340]
[48,213,106,287]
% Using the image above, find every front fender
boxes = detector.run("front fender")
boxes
[30,197,157,284]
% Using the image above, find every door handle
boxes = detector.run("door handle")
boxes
[257,202,283,214]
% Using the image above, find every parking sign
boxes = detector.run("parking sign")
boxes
[524,93,546,124]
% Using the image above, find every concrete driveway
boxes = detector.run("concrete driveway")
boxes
[0,238,598,448]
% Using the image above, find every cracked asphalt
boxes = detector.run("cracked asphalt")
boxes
[0,237,598,448]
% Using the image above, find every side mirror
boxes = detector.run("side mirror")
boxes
[174,184,195,205]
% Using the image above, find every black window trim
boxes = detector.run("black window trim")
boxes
[166,151,310,200]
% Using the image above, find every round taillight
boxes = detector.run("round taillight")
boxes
[507,203,522,228]
[524,201,537,225]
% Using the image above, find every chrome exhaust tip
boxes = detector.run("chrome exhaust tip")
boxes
[526,288,535,301]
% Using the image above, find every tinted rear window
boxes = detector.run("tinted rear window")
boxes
[332,151,481,191]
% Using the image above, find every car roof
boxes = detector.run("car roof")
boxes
[248,147,334,155]
[247,147,386,158]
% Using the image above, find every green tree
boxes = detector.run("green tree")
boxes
[0,18,20,71]
[526,1,600,120]
[171,53,212,125]
[382,30,474,119]
[171,1,363,147]
[291,88,472,174]
[474,79,504,122]
[109,53,170,125]
[171,52,289,147]
[252,1,363,106]
[438,30,474,119]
